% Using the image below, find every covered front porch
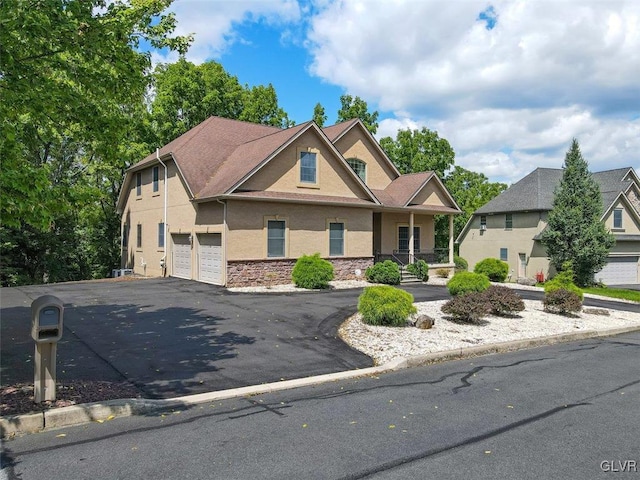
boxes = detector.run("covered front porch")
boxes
[372,210,456,271]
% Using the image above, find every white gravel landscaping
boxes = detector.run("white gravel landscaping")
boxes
[229,276,640,366]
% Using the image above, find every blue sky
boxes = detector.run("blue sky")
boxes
[153,0,640,184]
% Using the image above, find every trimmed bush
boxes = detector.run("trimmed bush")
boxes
[406,260,429,281]
[543,288,583,314]
[454,255,468,272]
[474,258,509,282]
[358,286,417,327]
[365,260,401,285]
[482,285,525,316]
[544,268,583,301]
[441,292,491,323]
[447,271,490,296]
[291,253,334,289]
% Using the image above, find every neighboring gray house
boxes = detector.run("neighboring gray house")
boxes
[457,167,640,285]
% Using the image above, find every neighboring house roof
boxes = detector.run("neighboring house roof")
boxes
[474,167,636,215]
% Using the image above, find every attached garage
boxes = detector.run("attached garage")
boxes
[595,256,639,285]
[172,234,192,279]
[198,233,223,284]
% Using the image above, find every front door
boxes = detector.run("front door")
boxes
[398,226,420,252]
[518,253,526,278]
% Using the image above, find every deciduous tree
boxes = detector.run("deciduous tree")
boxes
[337,94,378,134]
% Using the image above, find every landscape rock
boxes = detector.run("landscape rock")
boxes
[415,314,435,329]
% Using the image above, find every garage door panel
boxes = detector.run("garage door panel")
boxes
[172,235,192,279]
[199,234,222,284]
[596,256,639,285]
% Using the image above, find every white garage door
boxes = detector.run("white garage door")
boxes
[172,235,192,279]
[198,234,223,284]
[595,256,639,285]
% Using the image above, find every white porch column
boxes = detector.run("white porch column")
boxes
[409,212,414,264]
[448,214,454,264]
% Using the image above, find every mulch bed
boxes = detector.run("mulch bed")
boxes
[1,381,142,417]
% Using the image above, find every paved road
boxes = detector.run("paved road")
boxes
[3,331,639,480]
[2,279,638,399]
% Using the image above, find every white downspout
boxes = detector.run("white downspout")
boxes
[216,199,228,286]
[156,148,168,276]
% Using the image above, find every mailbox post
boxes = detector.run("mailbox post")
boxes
[31,295,64,402]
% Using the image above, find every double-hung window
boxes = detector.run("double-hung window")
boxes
[500,248,508,261]
[300,151,317,184]
[613,209,623,229]
[136,172,142,196]
[329,223,344,256]
[267,220,286,257]
[122,224,129,248]
[136,224,142,249]
[505,213,513,230]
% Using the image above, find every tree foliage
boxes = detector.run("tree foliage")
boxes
[313,102,327,127]
[151,59,291,144]
[540,139,615,286]
[380,127,455,178]
[337,94,379,134]
[0,0,191,285]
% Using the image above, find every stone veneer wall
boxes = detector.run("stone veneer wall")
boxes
[226,257,374,287]
[627,189,640,215]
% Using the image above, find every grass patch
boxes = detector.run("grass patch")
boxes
[582,286,640,303]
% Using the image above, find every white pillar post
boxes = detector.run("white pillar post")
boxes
[449,214,454,264]
[409,212,414,264]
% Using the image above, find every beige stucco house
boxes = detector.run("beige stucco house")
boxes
[457,167,640,285]
[116,116,461,287]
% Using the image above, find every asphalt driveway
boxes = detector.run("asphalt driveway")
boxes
[2,278,637,400]
[2,278,451,399]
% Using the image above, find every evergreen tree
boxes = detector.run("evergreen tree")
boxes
[540,139,615,286]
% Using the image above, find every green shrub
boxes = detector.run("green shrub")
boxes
[543,288,583,314]
[482,285,525,316]
[365,260,401,285]
[474,258,509,282]
[544,268,583,300]
[358,286,417,327]
[441,292,491,323]
[447,271,490,296]
[406,260,429,281]
[291,253,334,289]
[454,255,468,272]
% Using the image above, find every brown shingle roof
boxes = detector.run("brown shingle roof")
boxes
[321,119,359,142]
[381,172,435,206]
[197,122,312,199]
[129,117,282,198]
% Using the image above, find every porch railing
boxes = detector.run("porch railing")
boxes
[375,249,450,265]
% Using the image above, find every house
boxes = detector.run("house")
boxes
[116,116,462,287]
[457,167,640,285]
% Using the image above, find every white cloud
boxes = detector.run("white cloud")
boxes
[163,0,301,64]
[308,0,640,182]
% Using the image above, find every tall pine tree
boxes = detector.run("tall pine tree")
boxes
[540,139,615,286]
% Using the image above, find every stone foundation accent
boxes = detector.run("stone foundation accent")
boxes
[226,257,373,287]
